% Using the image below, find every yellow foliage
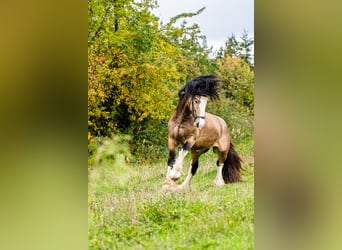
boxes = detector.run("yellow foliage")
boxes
[144,95,151,102]
[88,0,216,139]
[217,55,254,114]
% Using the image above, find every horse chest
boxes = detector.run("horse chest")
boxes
[173,124,196,144]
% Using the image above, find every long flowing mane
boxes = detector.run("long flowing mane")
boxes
[177,74,220,109]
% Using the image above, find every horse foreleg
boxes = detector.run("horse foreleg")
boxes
[167,150,176,177]
[168,142,190,181]
[179,151,200,189]
[179,161,198,189]
[166,137,177,177]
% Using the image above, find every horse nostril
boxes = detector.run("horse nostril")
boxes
[196,122,199,128]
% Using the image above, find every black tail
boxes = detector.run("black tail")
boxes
[222,142,243,183]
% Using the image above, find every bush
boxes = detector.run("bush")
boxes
[88,135,133,187]
[217,55,254,115]
[126,118,169,164]
[88,135,132,167]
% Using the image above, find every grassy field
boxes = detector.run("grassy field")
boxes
[88,140,254,249]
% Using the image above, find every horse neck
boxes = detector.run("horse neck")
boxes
[174,97,193,123]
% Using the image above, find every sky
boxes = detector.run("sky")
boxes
[153,0,254,54]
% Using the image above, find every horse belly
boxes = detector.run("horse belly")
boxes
[193,134,218,150]
[194,126,221,148]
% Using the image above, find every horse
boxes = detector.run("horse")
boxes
[163,74,243,191]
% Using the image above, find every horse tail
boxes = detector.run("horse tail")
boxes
[222,142,244,183]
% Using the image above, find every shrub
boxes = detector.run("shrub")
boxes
[88,135,133,187]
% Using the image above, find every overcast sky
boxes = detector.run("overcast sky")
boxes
[153,0,254,54]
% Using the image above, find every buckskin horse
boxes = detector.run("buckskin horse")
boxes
[163,74,243,191]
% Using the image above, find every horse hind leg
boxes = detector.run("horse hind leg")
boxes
[213,150,227,187]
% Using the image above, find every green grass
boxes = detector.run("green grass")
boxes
[88,139,254,249]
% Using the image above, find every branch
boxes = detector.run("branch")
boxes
[88,5,111,44]
[167,7,205,27]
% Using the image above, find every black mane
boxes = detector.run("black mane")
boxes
[178,75,220,104]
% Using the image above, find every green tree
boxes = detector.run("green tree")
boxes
[224,34,239,58]
[239,30,254,68]
[161,7,216,79]
[218,32,254,68]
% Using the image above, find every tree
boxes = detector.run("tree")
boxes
[160,7,216,79]
[217,54,254,115]
[224,34,240,58]
[239,30,254,68]
[88,0,185,139]
[217,32,254,68]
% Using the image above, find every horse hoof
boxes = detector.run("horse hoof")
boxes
[162,183,179,192]
[168,171,181,181]
[162,177,175,191]
[213,180,225,187]
[162,184,171,192]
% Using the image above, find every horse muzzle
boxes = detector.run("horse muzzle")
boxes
[194,117,205,129]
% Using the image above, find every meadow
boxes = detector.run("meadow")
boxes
[88,139,254,249]
[88,1,254,248]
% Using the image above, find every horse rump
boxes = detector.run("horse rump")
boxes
[222,142,243,183]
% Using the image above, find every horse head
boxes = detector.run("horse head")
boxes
[177,74,220,129]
